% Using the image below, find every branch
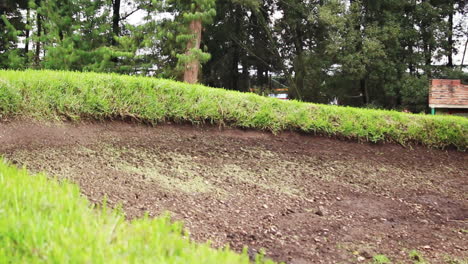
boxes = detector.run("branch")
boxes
[120,8,141,21]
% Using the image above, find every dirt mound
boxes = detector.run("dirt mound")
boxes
[1,120,467,263]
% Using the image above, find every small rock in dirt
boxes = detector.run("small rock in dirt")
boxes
[262,213,274,219]
[422,245,431,250]
[357,256,366,262]
[359,249,375,259]
[336,197,342,201]
[315,206,326,216]
[263,204,269,209]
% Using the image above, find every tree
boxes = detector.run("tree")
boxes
[168,0,216,83]
[0,0,28,69]
[275,0,312,100]
[202,0,281,91]
[1,0,467,112]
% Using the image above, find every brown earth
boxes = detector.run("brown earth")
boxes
[1,120,467,264]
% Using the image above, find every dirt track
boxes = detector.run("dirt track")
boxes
[1,120,467,263]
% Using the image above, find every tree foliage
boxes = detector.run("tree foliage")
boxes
[0,0,467,111]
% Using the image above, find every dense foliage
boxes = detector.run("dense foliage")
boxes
[1,70,466,149]
[1,0,467,111]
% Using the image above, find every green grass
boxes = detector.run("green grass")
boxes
[0,69,467,150]
[0,159,274,263]
[409,250,427,264]
[373,254,391,264]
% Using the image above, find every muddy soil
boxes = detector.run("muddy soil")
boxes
[1,120,467,263]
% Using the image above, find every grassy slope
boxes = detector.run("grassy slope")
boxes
[0,70,467,150]
[0,159,274,263]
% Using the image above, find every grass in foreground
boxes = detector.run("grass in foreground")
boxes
[0,159,274,263]
[0,70,467,150]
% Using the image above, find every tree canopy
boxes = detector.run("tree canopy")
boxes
[1,0,467,111]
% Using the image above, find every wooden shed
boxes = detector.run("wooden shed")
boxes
[429,79,468,116]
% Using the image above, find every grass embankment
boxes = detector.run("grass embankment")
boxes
[0,159,273,263]
[0,70,467,149]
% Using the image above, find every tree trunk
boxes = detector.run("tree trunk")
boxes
[294,53,305,98]
[257,64,267,86]
[360,78,368,105]
[112,0,121,46]
[461,38,467,68]
[408,44,415,75]
[293,26,305,100]
[231,46,239,90]
[350,0,368,104]
[240,60,249,92]
[424,43,432,77]
[230,7,241,90]
[24,7,30,56]
[183,19,202,84]
[35,0,42,67]
[447,1,454,67]
[250,7,269,90]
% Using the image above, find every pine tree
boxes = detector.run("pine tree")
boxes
[0,0,28,69]
[170,0,216,83]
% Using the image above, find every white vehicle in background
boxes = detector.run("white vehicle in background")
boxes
[268,93,288,100]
